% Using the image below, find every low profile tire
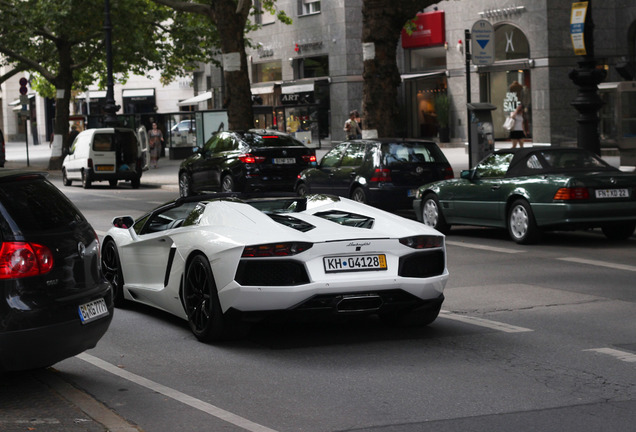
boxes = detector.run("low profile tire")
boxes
[421,193,450,234]
[351,186,367,204]
[131,176,141,189]
[296,182,308,197]
[183,254,248,342]
[179,172,192,197]
[380,301,442,328]
[101,239,127,308]
[602,221,636,241]
[109,179,118,188]
[221,174,235,193]
[62,169,72,186]
[81,170,91,189]
[508,199,540,244]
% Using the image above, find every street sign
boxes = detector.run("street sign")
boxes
[570,2,588,55]
[471,20,495,66]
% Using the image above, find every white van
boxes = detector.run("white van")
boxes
[62,127,148,189]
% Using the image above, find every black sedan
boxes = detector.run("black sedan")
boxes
[295,139,454,210]
[414,147,636,244]
[179,129,316,196]
[0,171,113,372]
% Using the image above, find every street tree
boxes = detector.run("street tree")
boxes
[0,0,212,169]
[151,0,290,131]
[361,0,437,138]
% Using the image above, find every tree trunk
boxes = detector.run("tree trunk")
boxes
[48,44,75,170]
[361,0,435,138]
[216,0,253,131]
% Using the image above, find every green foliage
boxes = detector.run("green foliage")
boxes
[434,93,450,128]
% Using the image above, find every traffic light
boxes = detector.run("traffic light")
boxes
[19,77,28,95]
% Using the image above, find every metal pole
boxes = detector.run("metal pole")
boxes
[465,29,472,167]
[24,115,30,167]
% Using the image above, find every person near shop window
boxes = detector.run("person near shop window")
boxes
[149,122,164,168]
[344,111,361,140]
[510,103,528,148]
[353,110,362,138]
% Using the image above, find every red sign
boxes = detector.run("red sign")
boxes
[401,11,446,49]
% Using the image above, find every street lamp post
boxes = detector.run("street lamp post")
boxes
[568,0,606,155]
[103,0,120,127]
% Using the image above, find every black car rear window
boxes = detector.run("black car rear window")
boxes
[0,176,84,234]
[381,142,447,165]
[242,133,305,148]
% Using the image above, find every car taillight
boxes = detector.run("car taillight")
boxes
[87,158,93,168]
[399,236,444,249]
[238,154,266,163]
[370,168,391,182]
[242,242,313,257]
[442,166,454,179]
[0,242,54,279]
[553,187,590,200]
[302,154,317,163]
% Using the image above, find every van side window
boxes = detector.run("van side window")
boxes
[93,134,113,151]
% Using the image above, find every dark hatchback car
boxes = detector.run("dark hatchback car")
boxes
[179,129,316,196]
[0,128,6,167]
[295,139,454,210]
[0,171,113,372]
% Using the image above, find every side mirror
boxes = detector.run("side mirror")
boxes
[112,216,135,229]
[460,169,476,180]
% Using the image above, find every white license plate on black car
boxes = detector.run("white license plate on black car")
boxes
[78,298,109,324]
[273,158,296,164]
[324,254,387,273]
[595,188,629,198]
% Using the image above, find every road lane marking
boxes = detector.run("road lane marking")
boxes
[558,257,636,272]
[584,348,636,363]
[445,240,524,254]
[77,353,279,432]
[585,348,636,363]
[439,310,533,333]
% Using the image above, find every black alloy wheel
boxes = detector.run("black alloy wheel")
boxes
[351,186,367,204]
[295,182,307,197]
[183,254,247,341]
[101,239,127,307]
[179,172,192,197]
[221,174,235,192]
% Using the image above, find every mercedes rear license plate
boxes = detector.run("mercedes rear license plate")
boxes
[273,157,296,164]
[324,254,387,273]
[78,298,109,324]
[595,188,629,198]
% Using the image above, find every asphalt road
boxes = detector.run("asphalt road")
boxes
[1,142,635,432]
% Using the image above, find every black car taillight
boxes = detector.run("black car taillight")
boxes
[242,242,313,257]
[0,242,54,279]
[238,154,266,163]
[302,154,317,163]
[442,166,454,179]
[370,168,391,182]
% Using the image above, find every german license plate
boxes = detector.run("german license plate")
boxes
[78,298,109,324]
[595,188,629,198]
[324,254,387,273]
[273,158,296,164]
[95,165,114,172]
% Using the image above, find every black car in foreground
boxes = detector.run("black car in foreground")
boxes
[179,129,316,196]
[0,171,113,372]
[295,139,454,210]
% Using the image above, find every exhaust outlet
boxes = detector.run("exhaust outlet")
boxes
[336,294,383,313]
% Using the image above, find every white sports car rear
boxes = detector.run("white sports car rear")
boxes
[102,194,449,341]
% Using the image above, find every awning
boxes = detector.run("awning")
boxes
[76,90,107,99]
[251,85,274,95]
[401,71,446,81]
[9,93,35,106]
[178,91,212,106]
[281,83,314,94]
[122,88,155,97]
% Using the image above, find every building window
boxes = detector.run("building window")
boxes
[494,24,530,61]
[254,0,275,25]
[253,61,282,83]
[299,0,320,16]
[295,56,329,79]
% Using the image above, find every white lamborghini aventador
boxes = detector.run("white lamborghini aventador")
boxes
[101,193,449,341]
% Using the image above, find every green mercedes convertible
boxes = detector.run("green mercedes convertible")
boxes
[413,148,636,244]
